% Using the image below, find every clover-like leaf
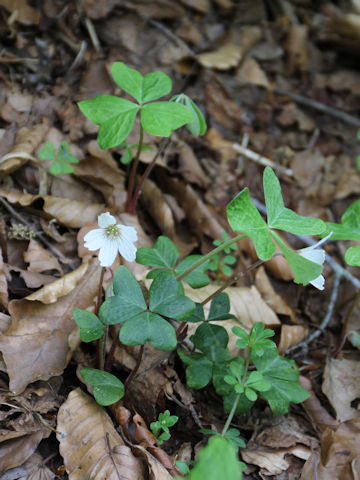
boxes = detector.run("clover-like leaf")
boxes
[57,141,79,164]
[192,323,229,354]
[345,245,360,266]
[38,141,56,161]
[99,266,146,325]
[178,351,214,389]
[78,95,139,149]
[112,62,172,103]
[264,167,325,235]
[208,293,237,321]
[171,94,207,136]
[185,303,206,323]
[232,326,250,349]
[323,199,360,241]
[136,235,179,269]
[120,312,176,350]
[253,347,310,414]
[175,255,211,288]
[149,271,195,321]
[248,322,275,357]
[227,188,275,261]
[73,309,104,342]
[80,368,124,406]
[141,102,194,137]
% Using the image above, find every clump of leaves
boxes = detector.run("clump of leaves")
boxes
[208,231,238,282]
[38,140,79,175]
[150,410,178,444]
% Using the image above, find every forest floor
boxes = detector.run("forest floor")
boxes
[0,1,360,479]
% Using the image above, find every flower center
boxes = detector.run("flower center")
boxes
[105,224,121,240]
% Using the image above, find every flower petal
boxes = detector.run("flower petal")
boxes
[119,225,138,243]
[84,229,105,251]
[98,212,116,228]
[299,248,325,265]
[116,236,137,262]
[310,275,325,290]
[98,239,119,267]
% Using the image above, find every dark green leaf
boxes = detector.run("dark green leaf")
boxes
[73,309,104,342]
[136,236,179,268]
[191,323,229,353]
[120,312,177,350]
[185,302,205,323]
[345,245,360,266]
[208,293,237,321]
[80,368,124,406]
[175,255,211,288]
[149,271,195,321]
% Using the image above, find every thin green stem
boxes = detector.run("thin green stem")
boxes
[176,234,246,282]
[129,138,171,213]
[125,125,144,212]
[221,393,241,436]
[222,348,251,437]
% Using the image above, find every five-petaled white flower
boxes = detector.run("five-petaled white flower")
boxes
[297,233,332,290]
[84,212,138,267]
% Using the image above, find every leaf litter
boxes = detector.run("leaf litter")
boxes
[0,0,360,478]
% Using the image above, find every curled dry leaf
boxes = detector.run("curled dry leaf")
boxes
[140,178,175,239]
[197,42,242,70]
[0,189,104,228]
[57,388,146,480]
[278,325,308,354]
[0,431,44,475]
[0,124,48,176]
[5,264,56,289]
[0,261,101,393]
[242,445,310,476]
[322,357,360,422]
[133,445,173,480]
[255,266,295,321]
[0,249,8,308]
[173,139,209,189]
[300,418,360,480]
[24,239,63,275]
[236,57,269,88]
[23,453,55,480]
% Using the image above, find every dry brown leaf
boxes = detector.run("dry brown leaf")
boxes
[0,0,40,25]
[73,156,126,210]
[24,239,63,275]
[276,103,315,132]
[23,453,55,480]
[126,0,185,19]
[335,167,360,199]
[285,25,309,74]
[140,178,175,238]
[327,13,360,54]
[0,312,11,333]
[197,42,242,70]
[57,388,146,480]
[0,189,104,228]
[5,264,56,289]
[180,0,209,13]
[133,445,173,480]
[0,261,100,393]
[159,174,224,240]
[0,431,44,475]
[255,266,295,321]
[242,445,310,476]
[299,376,339,433]
[205,128,237,164]
[173,139,209,188]
[0,124,48,176]
[300,418,360,480]
[322,357,360,422]
[205,75,244,131]
[236,57,269,88]
[278,325,308,354]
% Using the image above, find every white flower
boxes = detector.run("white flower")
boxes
[84,212,137,267]
[297,233,332,290]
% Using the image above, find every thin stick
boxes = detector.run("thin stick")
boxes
[232,143,293,177]
[286,272,341,354]
[274,87,360,129]
[124,344,144,390]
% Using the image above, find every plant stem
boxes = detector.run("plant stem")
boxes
[222,349,251,437]
[221,393,241,436]
[124,344,144,390]
[105,333,120,372]
[129,138,171,213]
[95,268,105,369]
[125,125,144,212]
[201,258,265,306]
[176,234,246,282]
[99,326,108,371]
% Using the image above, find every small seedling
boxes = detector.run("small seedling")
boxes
[208,231,238,283]
[150,410,179,444]
[38,140,79,175]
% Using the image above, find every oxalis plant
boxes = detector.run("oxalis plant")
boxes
[74,62,342,478]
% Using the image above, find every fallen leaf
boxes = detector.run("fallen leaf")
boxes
[0,189,104,228]
[278,325,308,354]
[23,453,55,480]
[24,239,63,275]
[0,431,44,475]
[0,249,8,308]
[0,124,49,176]
[285,25,309,74]
[173,139,209,188]
[277,103,315,132]
[57,388,146,480]
[0,0,40,25]
[236,57,269,88]
[197,43,242,70]
[0,261,100,393]
[322,357,360,422]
